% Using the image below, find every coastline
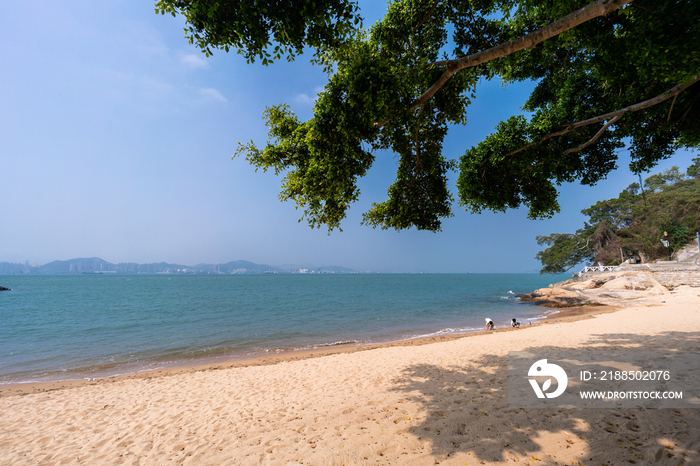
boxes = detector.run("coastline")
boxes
[0,303,616,398]
[0,273,570,388]
[1,288,698,465]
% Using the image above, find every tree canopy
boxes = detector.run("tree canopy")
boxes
[536,162,700,273]
[157,0,700,232]
[155,0,362,64]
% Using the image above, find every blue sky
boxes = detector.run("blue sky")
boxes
[1,1,696,273]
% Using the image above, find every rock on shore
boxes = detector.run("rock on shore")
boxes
[519,261,699,308]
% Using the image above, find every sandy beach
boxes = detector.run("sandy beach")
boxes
[1,287,699,465]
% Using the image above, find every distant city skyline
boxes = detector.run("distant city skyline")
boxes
[0,257,360,275]
[1,1,697,273]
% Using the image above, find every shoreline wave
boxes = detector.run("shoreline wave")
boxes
[0,308,560,387]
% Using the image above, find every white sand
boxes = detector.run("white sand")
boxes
[1,288,699,465]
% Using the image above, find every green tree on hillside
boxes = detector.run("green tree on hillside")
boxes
[536,231,595,274]
[158,0,700,231]
[643,166,685,192]
[535,164,700,273]
[687,157,700,179]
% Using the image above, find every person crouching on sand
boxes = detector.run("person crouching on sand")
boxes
[511,318,520,328]
[485,318,494,330]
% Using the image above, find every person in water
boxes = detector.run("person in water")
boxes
[485,318,494,330]
[511,318,520,328]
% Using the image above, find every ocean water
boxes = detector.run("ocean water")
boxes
[0,273,567,385]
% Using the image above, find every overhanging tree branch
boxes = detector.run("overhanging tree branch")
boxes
[561,114,621,156]
[507,73,700,156]
[559,74,700,129]
[161,0,700,232]
[373,0,633,128]
[666,93,678,124]
[408,0,633,112]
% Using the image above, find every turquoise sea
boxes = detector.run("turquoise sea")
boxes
[0,273,567,385]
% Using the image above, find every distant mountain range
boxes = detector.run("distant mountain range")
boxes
[0,258,357,275]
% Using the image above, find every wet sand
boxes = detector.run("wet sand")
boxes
[0,304,615,398]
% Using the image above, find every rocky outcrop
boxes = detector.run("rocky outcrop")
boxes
[517,287,590,308]
[523,267,700,307]
[571,271,668,293]
[600,262,700,289]
[524,240,700,308]
[674,239,700,264]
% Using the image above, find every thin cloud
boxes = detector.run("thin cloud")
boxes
[181,53,208,69]
[294,87,324,105]
[199,88,227,102]
[294,93,314,105]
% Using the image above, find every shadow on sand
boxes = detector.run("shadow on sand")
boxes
[390,331,700,465]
